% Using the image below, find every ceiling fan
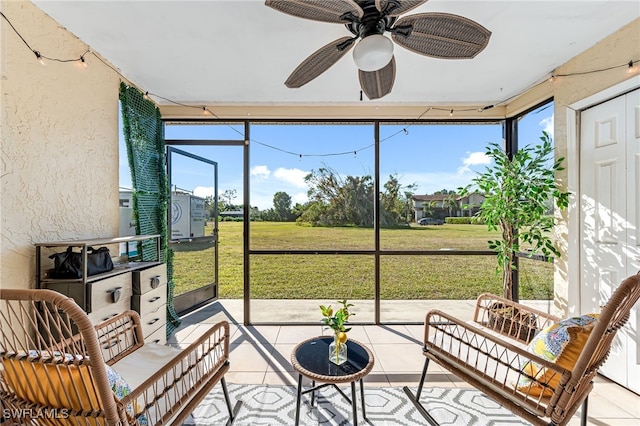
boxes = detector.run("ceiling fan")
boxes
[265,0,491,99]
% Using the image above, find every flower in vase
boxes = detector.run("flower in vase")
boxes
[320,299,354,364]
[320,299,355,340]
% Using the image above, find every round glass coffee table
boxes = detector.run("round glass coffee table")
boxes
[291,336,374,426]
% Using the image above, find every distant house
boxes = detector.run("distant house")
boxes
[219,210,243,218]
[412,193,485,222]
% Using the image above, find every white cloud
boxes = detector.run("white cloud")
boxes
[539,114,554,139]
[291,192,309,206]
[273,167,308,188]
[248,167,310,210]
[457,151,491,174]
[250,165,271,179]
[193,186,215,198]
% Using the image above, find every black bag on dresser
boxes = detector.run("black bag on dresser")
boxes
[49,246,114,278]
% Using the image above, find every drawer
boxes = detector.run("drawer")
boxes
[144,324,167,345]
[140,304,167,339]
[87,299,131,324]
[132,264,167,295]
[132,284,167,316]
[87,273,132,314]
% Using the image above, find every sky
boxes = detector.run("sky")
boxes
[119,104,553,211]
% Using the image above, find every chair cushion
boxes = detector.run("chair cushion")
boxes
[3,350,146,423]
[516,313,599,396]
[111,343,191,425]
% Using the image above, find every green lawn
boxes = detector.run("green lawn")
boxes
[171,222,553,300]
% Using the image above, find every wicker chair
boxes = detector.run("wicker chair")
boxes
[0,288,240,425]
[404,272,640,426]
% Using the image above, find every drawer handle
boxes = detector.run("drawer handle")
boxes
[107,287,122,303]
[150,276,161,289]
[152,339,161,344]
[102,313,119,321]
[148,318,160,325]
[149,296,161,303]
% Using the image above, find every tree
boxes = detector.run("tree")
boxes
[220,189,237,211]
[380,175,417,226]
[443,194,459,217]
[302,167,374,227]
[459,131,569,300]
[422,200,436,218]
[273,191,294,221]
[204,195,217,218]
[298,167,415,228]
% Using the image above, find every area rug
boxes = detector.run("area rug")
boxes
[183,383,530,425]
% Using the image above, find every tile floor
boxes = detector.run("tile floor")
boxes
[168,300,640,426]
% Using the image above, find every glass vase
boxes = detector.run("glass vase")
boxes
[328,334,347,365]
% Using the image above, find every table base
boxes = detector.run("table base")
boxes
[295,374,368,425]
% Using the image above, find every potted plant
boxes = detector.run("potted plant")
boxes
[459,131,569,302]
[320,299,354,365]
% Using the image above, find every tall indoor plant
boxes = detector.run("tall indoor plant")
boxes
[459,131,569,301]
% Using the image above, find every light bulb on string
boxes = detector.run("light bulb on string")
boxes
[627,60,636,74]
[549,75,556,82]
[143,91,150,100]
[34,51,45,65]
[80,55,88,68]
[202,107,211,116]
[449,109,454,117]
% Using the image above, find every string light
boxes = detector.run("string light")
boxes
[3,10,638,159]
[477,105,495,113]
[34,51,46,66]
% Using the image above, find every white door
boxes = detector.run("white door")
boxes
[624,89,640,392]
[579,89,640,392]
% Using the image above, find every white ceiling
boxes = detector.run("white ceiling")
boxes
[33,1,640,107]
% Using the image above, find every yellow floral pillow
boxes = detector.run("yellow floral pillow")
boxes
[516,313,599,397]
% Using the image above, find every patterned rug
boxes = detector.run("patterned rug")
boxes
[183,383,531,425]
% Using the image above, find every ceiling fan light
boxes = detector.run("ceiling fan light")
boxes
[352,34,394,72]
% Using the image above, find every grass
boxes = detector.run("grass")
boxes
[171,222,554,300]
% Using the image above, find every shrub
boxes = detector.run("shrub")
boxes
[445,217,485,224]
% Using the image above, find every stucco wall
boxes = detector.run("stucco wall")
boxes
[1,1,121,290]
[551,18,640,316]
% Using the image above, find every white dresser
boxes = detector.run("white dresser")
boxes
[35,235,167,344]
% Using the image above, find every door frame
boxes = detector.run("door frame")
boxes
[166,146,219,314]
[566,76,640,315]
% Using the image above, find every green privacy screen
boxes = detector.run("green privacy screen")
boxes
[119,82,181,335]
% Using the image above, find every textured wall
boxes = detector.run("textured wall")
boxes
[552,18,640,316]
[1,1,121,290]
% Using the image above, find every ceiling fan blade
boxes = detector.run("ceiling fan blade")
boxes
[392,12,491,59]
[265,0,363,24]
[359,57,396,100]
[376,0,427,16]
[285,36,356,88]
